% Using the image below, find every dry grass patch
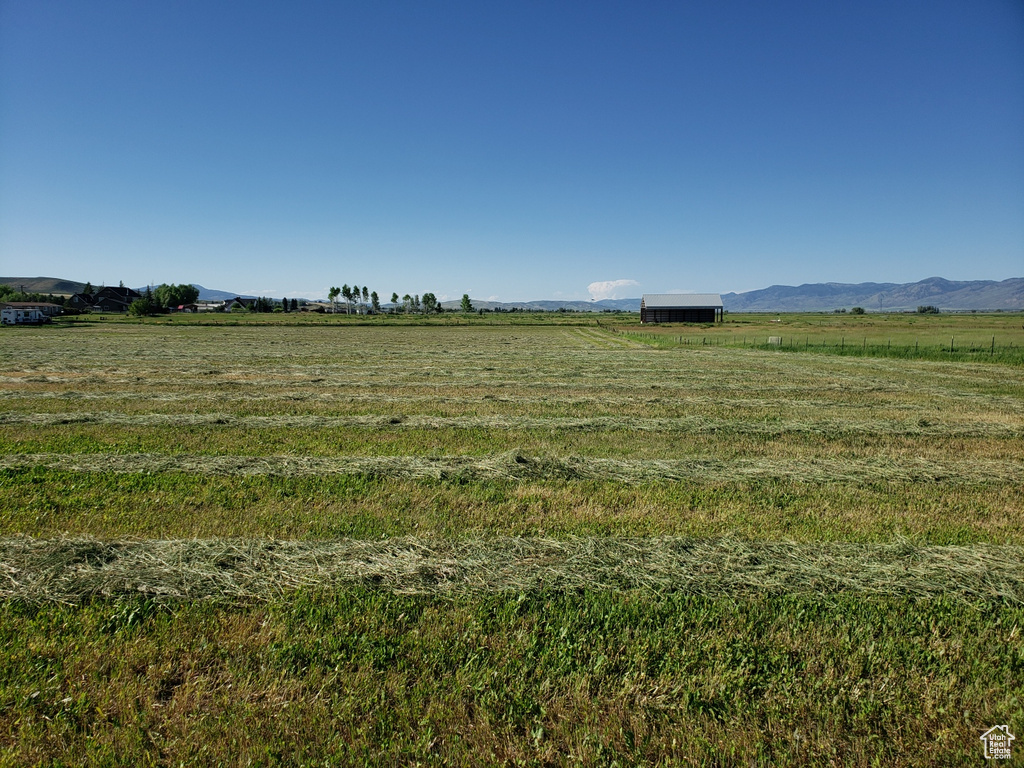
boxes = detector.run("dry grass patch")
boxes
[3,450,1022,486]
[3,535,1022,606]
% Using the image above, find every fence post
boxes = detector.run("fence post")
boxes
[992,336,995,356]
[950,336,954,353]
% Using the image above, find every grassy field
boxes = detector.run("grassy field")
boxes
[615,311,1024,364]
[1,316,1022,765]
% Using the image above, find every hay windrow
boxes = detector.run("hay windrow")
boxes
[1,410,1022,437]
[2,450,1022,485]
[2,536,1020,606]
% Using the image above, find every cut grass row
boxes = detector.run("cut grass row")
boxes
[6,423,1024,466]
[3,410,1022,438]
[4,451,1023,486]
[5,536,1022,605]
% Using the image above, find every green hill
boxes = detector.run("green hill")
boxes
[0,276,86,296]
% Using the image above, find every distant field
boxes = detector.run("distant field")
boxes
[616,311,1024,364]
[1,317,1021,765]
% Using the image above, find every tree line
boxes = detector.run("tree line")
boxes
[327,285,474,315]
[3,280,479,317]
[0,284,62,305]
[129,284,201,316]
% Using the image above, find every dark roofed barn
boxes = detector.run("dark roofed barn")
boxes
[640,294,723,324]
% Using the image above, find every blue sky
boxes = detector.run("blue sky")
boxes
[1,0,1022,301]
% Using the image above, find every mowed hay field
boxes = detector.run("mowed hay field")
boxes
[1,319,1022,766]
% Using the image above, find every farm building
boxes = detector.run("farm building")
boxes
[68,286,141,313]
[640,294,724,323]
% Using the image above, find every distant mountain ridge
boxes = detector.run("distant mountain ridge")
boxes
[721,277,1024,312]
[191,285,257,301]
[2,276,1021,311]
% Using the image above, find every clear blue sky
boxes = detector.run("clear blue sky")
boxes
[1,0,1022,301]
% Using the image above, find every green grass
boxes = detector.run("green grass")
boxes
[1,318,1022,765]
[1,592,1021,766]
[615,311,1024,365]
[1,468,1022,543]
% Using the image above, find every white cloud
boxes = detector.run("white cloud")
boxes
[587,279,640,301]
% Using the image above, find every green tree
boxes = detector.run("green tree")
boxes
[281,297,288,313]
[128,297,154,317]
[291,298,298,312]
[362,286,369,311]
[461,294,474,313]
[850,306,865,315]
[328,286,340,313]
[370,291,380,314]
[341,285,352,314]
[422,292,438,314]
[154,283,199,309]
[391,293,399,313]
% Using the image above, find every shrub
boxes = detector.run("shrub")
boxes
[128,298,154,317]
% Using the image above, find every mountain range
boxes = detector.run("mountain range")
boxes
[720,277,1024,312]
[2,276,1021,312]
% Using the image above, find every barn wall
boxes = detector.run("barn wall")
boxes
[641,307,718,323]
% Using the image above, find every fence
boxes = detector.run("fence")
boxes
[614,330,1024,364]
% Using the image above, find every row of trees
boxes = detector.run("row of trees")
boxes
[327,285,474,315]
[8,278,480,317]
[0,284,62,304]
[129,284,201,316]
[328,285,379,315]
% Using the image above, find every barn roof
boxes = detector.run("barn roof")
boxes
[642,293,723,309]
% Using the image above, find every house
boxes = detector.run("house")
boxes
[92,286,141,312]
[640,294,724,323]
[69,286,141,313]
[68,293,95,310]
